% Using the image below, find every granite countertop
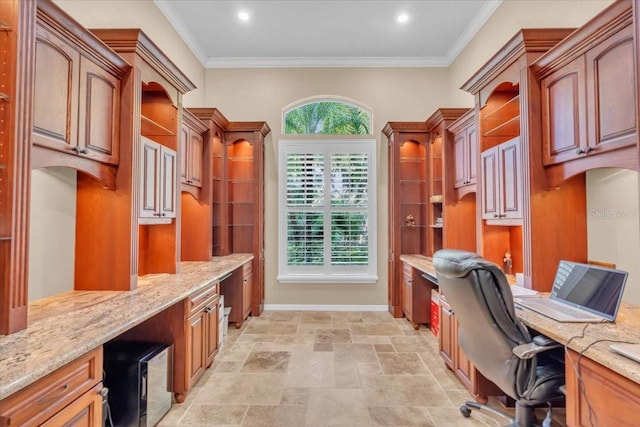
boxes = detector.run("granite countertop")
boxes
[399,254,640,385]
[0,254,252,400]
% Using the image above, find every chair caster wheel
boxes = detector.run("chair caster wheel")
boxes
[460,405,472,418]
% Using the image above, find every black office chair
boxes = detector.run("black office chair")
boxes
[433,249,565,427]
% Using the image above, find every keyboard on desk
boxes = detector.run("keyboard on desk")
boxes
[514,297,606,323]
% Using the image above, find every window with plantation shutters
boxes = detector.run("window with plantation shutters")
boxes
[278,140,377,283]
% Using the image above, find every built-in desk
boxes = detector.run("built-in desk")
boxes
[403,254,640,426]
[0,254,252,402]
[517,302,640,427]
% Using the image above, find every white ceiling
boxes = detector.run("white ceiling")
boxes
[154,0,502,68]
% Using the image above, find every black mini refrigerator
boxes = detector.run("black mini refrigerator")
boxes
[103,341,173,427]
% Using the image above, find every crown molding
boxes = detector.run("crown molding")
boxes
[153,0,208,66]
[445,0,503,65]
[206,56,449,68]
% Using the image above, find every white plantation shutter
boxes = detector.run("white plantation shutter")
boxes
[278,140,377,283]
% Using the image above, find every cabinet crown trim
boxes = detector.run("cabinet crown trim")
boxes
[533,1,632,78]
[382,122,430,137]
[461,28,575,95]
[89,28,196,94]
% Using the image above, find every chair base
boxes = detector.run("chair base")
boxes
[461,400,539,427]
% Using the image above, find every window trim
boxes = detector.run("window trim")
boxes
[277,139,378,284]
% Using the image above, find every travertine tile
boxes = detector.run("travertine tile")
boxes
[368,405,435,426]
[377,352,430,375]
[280,387,310,405]
[427,407,497,427]
[333,343,378,364]
[390,335,432,352]
[195,373,284,405]
[350,322,402,336]
[315,328,352,343]
[284,350,336,388]
[361,374,451,407]
[241,350,291,373]
[179,403,248,425]
[242,405,307,426]
[335,361,361,388]
[374,343,395,352]
[306,388,370,426]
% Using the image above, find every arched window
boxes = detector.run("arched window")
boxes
[283,98,372,135]
[278,97,377,283]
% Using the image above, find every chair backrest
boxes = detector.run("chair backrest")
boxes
[433,249,532,400]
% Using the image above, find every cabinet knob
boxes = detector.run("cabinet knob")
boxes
[584,146,594,153]
[161,213,166,217]
[493,214,499,218]
[79,147,89,154]
[204,306,212,313]
[576,148,585,155]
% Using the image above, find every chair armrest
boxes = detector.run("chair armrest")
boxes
[513,340,562,360]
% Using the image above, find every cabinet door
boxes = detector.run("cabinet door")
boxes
[77,57,120,165]
[453,320,474,391]
[187,311,206,388]
[480,147,499,220]
[180,126,189,183]
[466,125,477,185]
[453,132,468,188]
[586,25,636,155]
[41,385,103,427]
[160,146,177,218]
[541,57,587,166]
[32,25,80,153]
[205,298,219,367]
[140,137,161,218]
[188,131,204,187]
[439,303,455,370]
[402,266,413,320]
[242,270,253,318]
[499,138,523,220]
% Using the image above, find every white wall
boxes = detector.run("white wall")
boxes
[28,168,77,301]
[587,169,640,305]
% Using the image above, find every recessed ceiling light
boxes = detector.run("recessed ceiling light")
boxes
[397,13,409,24]
[238,11,250,21]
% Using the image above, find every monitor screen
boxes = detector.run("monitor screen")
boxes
[551,260,628,320]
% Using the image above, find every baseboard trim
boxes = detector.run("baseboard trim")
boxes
[262,304,388,312]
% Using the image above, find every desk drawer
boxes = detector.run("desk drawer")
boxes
[188,281,219,316]
[0,346,102,427]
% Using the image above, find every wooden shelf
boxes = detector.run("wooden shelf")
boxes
[483,115,520,138]
[141,115,175,137]
[483,94,519,121]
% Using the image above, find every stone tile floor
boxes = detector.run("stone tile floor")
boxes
[159,311,566,426]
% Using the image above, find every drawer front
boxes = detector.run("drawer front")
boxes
[0,347,102,427]
[242,262,252,277]
[402,262,413,278]
[188,281,219,316]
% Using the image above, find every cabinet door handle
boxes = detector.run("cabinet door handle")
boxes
[204,306,212,313]
[584,146,594,153]
[442,307,454,315]
[37,384,69,405]
[576,148,585,155]
[153,212,162,216]
[161,213,166,217]
[493,214,499,218]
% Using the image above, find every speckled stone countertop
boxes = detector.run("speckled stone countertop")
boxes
[399,254,640,385]
[0,254,252,401]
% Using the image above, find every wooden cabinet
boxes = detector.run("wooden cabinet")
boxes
[185,281,219,391]
[224,123,270,317]
[140,137,177,222]
[401,262,435,330]
[31,2,127,186]
[221,261,253,328]
[452,118,478,191]
[181,109,208,193]
[0,347,103,426]
[536,2,638,187]
[480,137,523,223]
[0,0,34,335]
[383,122,430,317]
[462,28,579,290]
[438,296,455,369]
[566,349,640,426]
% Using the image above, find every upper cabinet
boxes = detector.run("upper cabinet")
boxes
[448,109,477,198]
[180,109,208,195]
[534,0,638,187]
[480,137,523,223]
[139,137,177,223]
[31,0,129,188]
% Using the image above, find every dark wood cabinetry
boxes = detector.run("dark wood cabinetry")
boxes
[0,347,103,426]
[401,263,435,330]
[480,137,523,223]
[451,112,478,193]
[383,122,429,318]
[186,282,219,390]
[224,123,270,317]
[221,261,253,328]
[139,137,177,222]
[462,28,581,290]
[535,0,638,188]
[31,1,127,187]
[181,109,207,194]
[0,0,35,335]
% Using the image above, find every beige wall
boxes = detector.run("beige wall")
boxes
[205,67,450,306]
[53,0,206,105]
[39,0,639,306]
[447,0,614,106]
[587,170,640,305]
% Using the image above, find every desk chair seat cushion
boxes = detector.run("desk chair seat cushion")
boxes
[433,249,564,406]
